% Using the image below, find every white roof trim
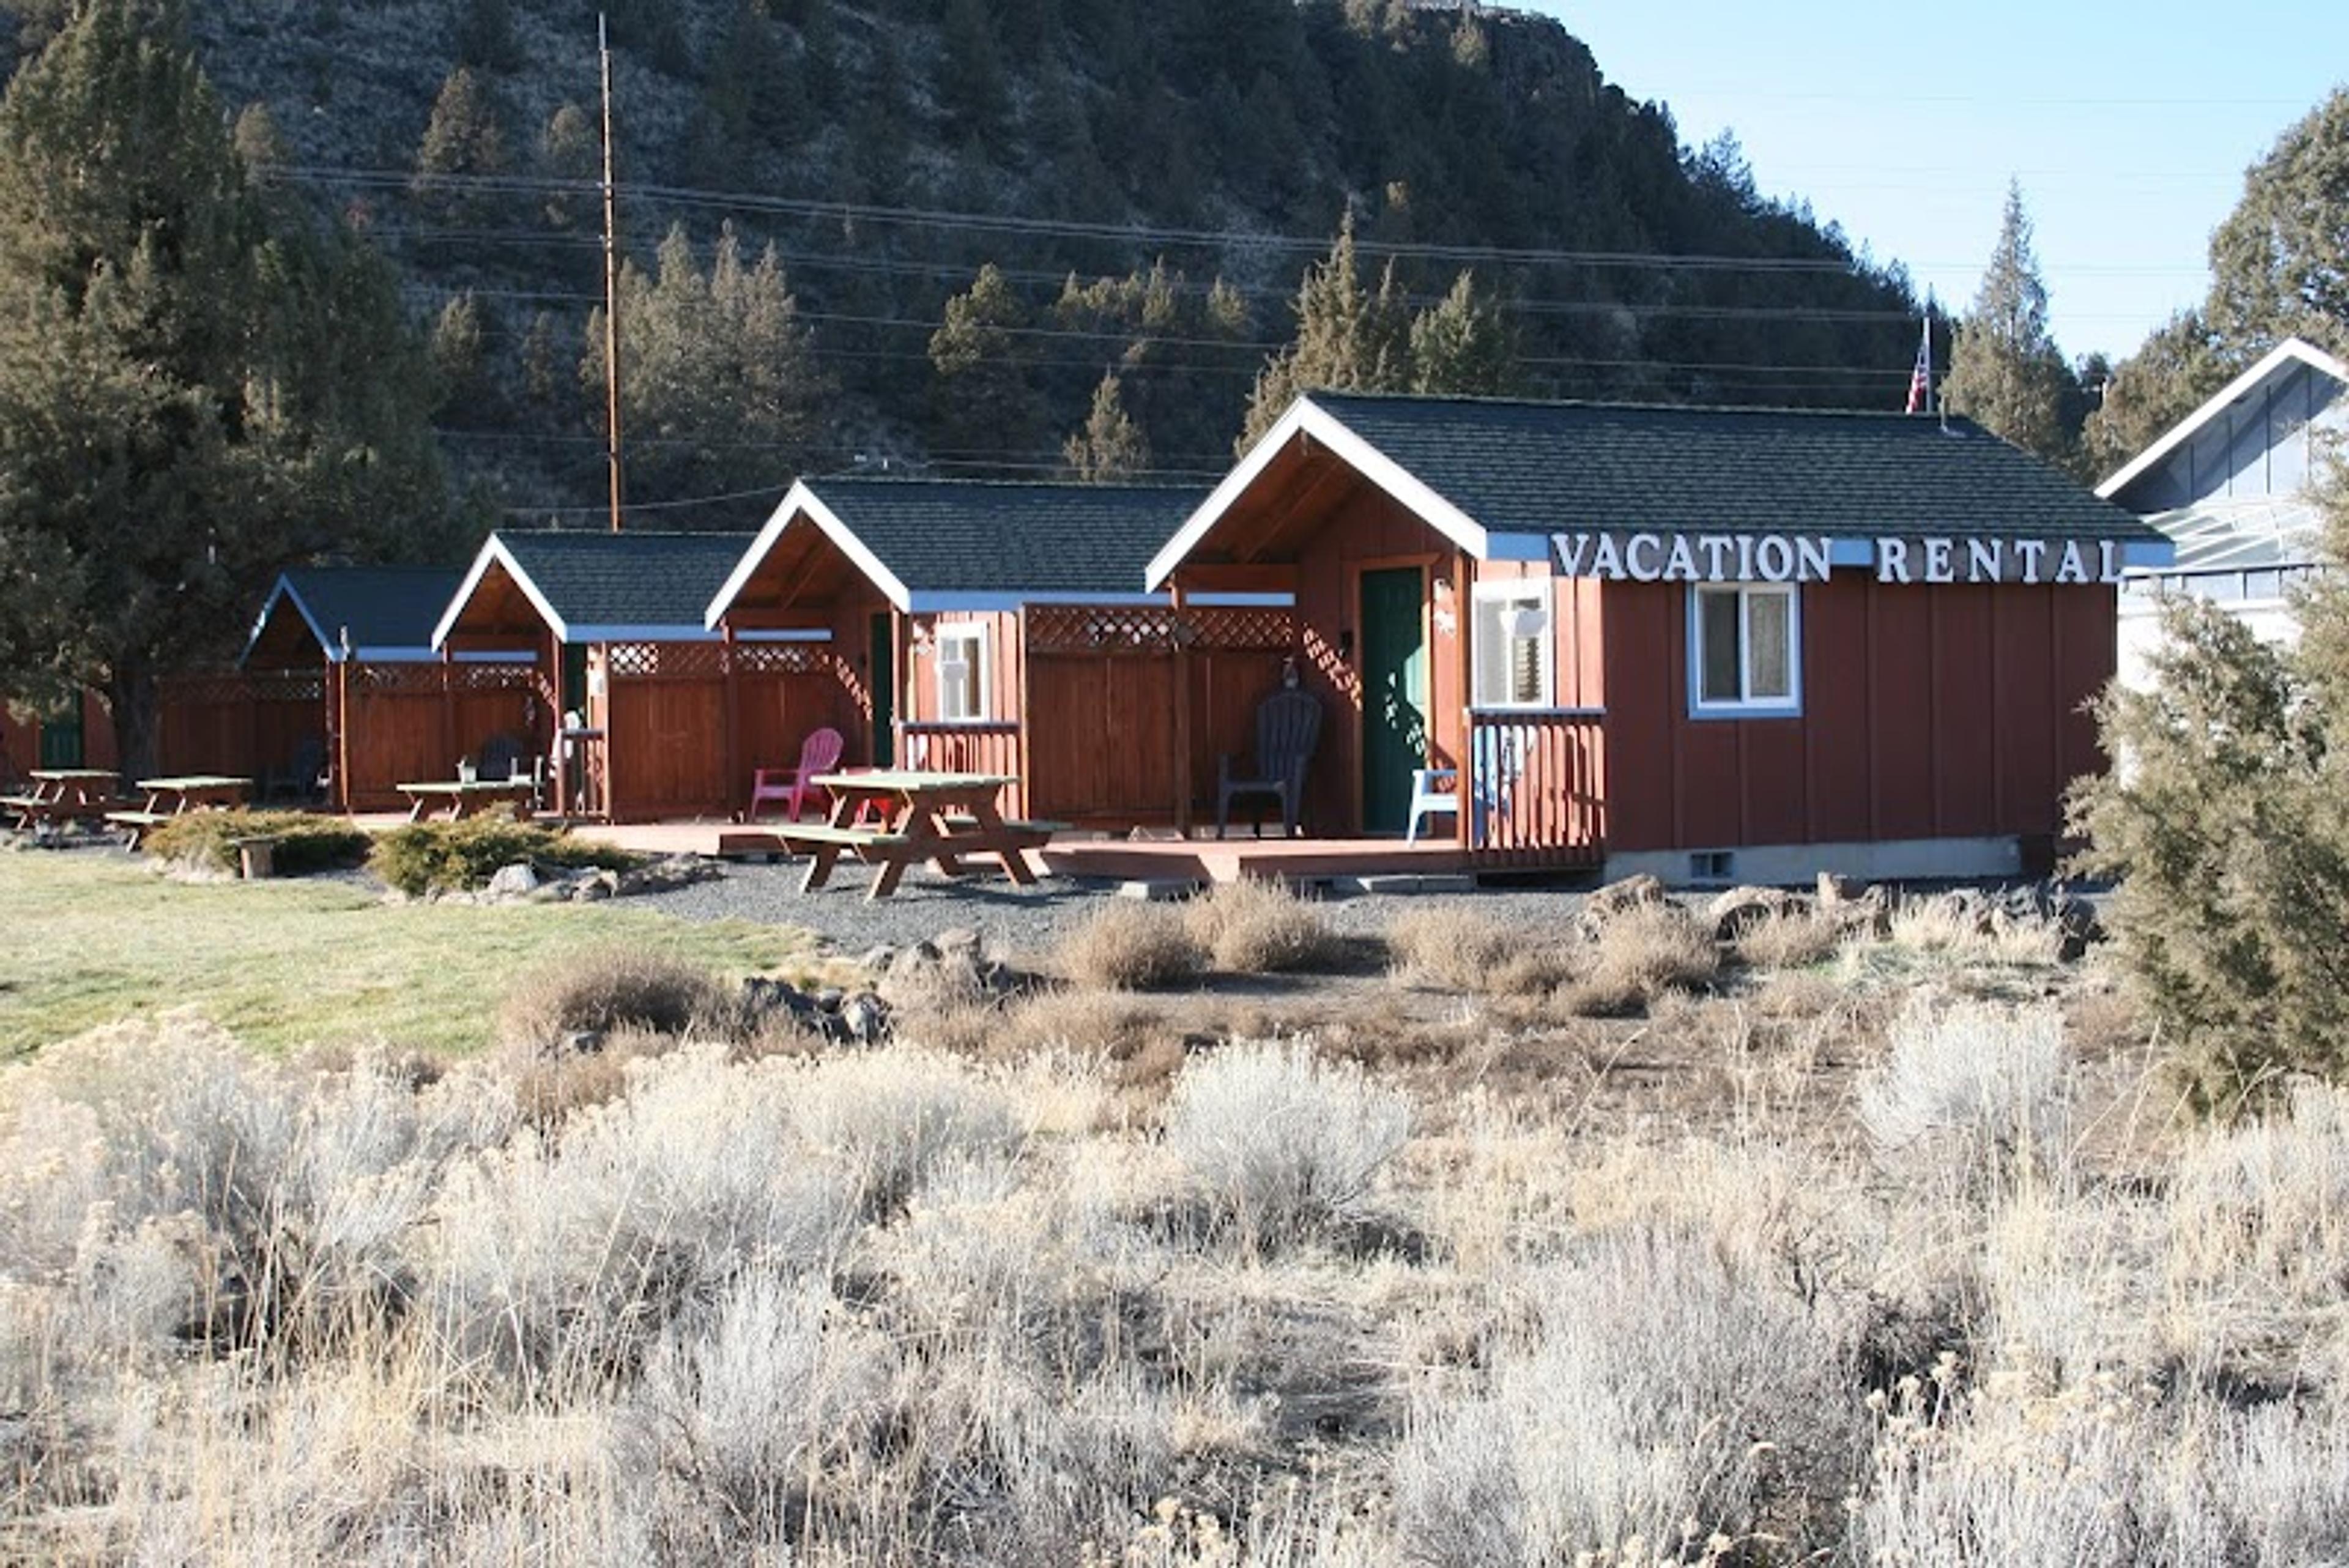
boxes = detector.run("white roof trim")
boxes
[705,481,915,626]
[2096,337,2349,500]
[1145,396,1491,590]
[433,535,571,648]
[239,575,328,667]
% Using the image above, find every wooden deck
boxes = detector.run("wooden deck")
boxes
[1042,836,1508,885]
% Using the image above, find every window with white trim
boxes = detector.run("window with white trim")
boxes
[935,622,990,721]
[1471,580,1554,707]
[1691,583,1800,715]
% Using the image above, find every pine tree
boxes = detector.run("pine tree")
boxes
[2207,88,2349,358]
[582,223,829,520]
[1940,180,2080,465]
[453,0,519,73]
[1239,212,1416,447]
[538,102,596,229]
[1064,371,1151,481]
[414,65,507,221]
[430,291,487,415]
[928,263,1045,472]
[1409,271,1518,396]
[0,0,445,773]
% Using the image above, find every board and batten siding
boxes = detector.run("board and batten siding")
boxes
[1599,574,2113,858]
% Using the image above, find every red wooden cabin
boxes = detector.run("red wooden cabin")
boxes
[432,531,759,822]
[1146,393,2175,882]
[172,566,477,810]
[705,479,1294,828]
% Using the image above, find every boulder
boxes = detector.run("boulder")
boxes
[485,862,539,900]
[1585,874,1666,923]
[1707,885,1809,942]
[839,992,890,1046]
[855,943,897,973]
[933,926,983,956]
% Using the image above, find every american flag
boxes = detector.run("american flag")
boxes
[1905,319,1932,414]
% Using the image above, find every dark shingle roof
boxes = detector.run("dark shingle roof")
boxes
[272,566,464,655]
[807,480,1204,595]
[1307,393,2163,543]
[497,531,753,630]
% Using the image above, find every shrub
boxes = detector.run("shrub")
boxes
[143,808,372,877]
[2069,546,2349,1112]
[1567,904,1718,1014]
[786,1047,1028,1217]
[1859,995,2071,1198]
[1735,908,1847,971]
[368,813,637,896]
[496,946,741,1051]
[1055,901,1204,990]
[1182,878,1340,973]
[1387,904,1572,995]
[1395,1225,1864,1564]
[1161,1039,1410,1248]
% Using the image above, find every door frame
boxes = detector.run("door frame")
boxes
[1349,552,1439,834]
[869,608,896,768]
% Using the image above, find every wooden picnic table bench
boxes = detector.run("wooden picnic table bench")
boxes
[395,778,539,822]
[110,775,251,846]
[787,770,1051,900]
[6,768,124,830]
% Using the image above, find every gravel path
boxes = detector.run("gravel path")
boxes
[629,860,1587,965]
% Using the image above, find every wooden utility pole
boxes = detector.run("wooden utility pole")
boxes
[599,13,625,534]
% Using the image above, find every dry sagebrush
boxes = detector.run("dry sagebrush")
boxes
[6,1000,2349,1564]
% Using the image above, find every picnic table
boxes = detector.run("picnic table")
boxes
[395,778,540,822]
[782,770,1055,899]
[106,775,251,845]
[2,768,122,830]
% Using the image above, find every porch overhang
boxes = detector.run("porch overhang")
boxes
[1146,396,1507,589]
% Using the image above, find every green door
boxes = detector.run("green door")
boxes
[38,704,84,769]
[869,612,895,768]
[1359,567,1428,834]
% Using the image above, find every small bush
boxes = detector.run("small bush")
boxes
[1859,995,2071,1198]
[143,809,372,877]
[1162,1039,1410,1247]
[1389,905,1572,995]
[1182,878,1340,973]
[368,814,637,896]
[1735,909,1847,971]
[1055,902,1204,991]
[497,947,741,1052]
[1562,905,1719,1015]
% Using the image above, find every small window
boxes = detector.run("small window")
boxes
[1691,583,1800,716]
[1472,581,1554,708]
[935,622,989,723]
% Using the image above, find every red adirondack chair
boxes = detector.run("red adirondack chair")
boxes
[748,727,845,822]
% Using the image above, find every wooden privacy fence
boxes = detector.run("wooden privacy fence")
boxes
[157,670,322,786]
[1463,708,1606,869]
[336,661,547,812]
[1020,603,1299,829]
[602,640,858,822]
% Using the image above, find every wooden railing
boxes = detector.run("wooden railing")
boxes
[897,721,1022,812]
[1462,707,1606,868]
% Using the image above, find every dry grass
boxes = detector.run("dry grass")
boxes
[1387,904,1575,995]
[495,945,743,1049]
[1053,901,1205,991]
[1181,878,1341,973]
[1735,908,1849,972]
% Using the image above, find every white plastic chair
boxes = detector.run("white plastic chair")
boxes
[1405,768,1461,844]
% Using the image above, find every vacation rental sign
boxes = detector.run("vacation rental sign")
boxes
[1549,532,2126,585]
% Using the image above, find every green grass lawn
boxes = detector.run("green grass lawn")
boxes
[0,852,817,1057]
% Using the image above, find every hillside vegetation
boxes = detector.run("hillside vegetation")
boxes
[3,0,1931,528]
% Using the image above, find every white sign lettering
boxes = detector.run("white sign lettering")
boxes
[1546,531,2126,586]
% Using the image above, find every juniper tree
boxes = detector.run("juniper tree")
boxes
[1063,373,1151,482]
[2071,462,2349,1114]
[1941,180,2080,466]
[0,0,445,772]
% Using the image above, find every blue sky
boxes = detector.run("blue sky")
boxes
[1523,1,2349,364]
